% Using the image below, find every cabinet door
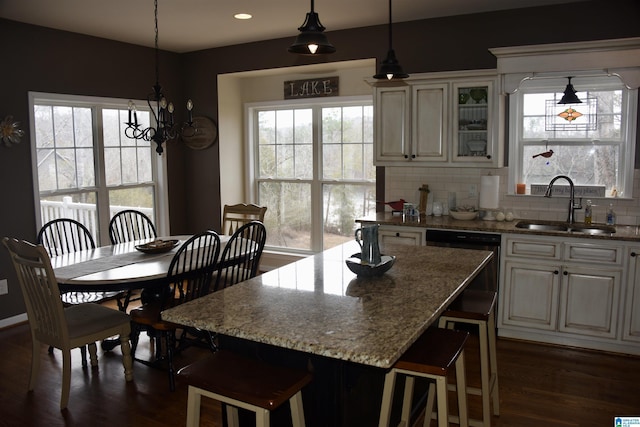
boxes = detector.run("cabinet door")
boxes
[500,260,560,331]
[375,86,411,164]
[559,267,621,339]
[411,83,448,163]
[624,248,640,342]
[452,79,501,166]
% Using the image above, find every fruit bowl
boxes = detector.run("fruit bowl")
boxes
[345,253,396,277]
[449,209,478,220]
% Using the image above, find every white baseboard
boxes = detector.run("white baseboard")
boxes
[0,312,27,329]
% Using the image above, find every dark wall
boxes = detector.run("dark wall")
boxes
[0,0,638,321]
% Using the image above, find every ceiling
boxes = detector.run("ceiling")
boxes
[0,0,590,53]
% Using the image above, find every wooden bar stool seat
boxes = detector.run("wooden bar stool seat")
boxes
[178,350,312,427]
[379,327,470,427]
[439,289,500,427]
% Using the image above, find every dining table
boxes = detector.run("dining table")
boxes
[161,240,493,427]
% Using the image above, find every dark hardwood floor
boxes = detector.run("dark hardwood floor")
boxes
[1,318,638,427]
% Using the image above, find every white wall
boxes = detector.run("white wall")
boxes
[385,166,640,226]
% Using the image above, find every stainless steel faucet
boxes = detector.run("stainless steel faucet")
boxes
[544,175,582,224]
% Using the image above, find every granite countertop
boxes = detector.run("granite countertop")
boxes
[357,213,640,242]
[161,241,493,369]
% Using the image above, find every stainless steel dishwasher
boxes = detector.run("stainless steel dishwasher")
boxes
[425,229,500,292]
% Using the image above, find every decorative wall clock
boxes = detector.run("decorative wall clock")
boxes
[0,115,25,147]
[181,116,218,150]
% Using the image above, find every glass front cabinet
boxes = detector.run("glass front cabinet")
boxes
[372,70,503,168]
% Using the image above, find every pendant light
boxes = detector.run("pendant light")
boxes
[558,77,582,104]
[288,0,335,55]
[374,0,409,80]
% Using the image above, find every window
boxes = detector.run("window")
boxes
[249,96,375,253]
[509,75,637,197]
[29,93,169,245]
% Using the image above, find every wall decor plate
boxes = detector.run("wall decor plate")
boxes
[181,116,218,150]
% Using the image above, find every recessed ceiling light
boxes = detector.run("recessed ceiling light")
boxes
[234,13,252,20]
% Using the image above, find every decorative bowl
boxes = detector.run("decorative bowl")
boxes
[449,209,478,220]
[345,253,396,277]
[135,239,179,254]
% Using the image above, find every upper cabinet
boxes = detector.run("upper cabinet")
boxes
[371,70,503,168]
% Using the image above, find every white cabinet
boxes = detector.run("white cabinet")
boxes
[372,70,502,168]
[378,225,425,246]
[500,234,630,353]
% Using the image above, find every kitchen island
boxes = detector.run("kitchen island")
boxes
[162,240,493,426]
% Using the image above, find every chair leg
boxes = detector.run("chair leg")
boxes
[401,375,415,424]
[226,405,240,427]
[186,386,202,427]
[88,342,99,367]
[120,333,134,381]
[434,376,448,427]
[80,345,88,368]
[378,369,397,427]
[130,323,141,358]
[478,324,491,427]
[29,338,41,391]
[255,408,270,427]
[60,349,72,410]
[167,331,176,392]
[423,382,436,427]
[455,350,469,427]
[289,391,306,427]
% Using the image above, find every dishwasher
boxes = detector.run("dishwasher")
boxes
[425,229,500,292]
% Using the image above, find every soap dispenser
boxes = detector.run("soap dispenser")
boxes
[606,203,616,225]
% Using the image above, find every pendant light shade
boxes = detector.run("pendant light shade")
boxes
[558,77,582,104]
[288,0,335,55]
[374,0,408,80]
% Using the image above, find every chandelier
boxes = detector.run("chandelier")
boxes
[124,0,194,155]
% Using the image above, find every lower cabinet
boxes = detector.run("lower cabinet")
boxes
[623,246,640,343]
[499,233,638,355]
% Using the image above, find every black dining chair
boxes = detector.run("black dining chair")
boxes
[213,220,267,292]
[37,218,126,363]
[129,230,221,391]
[108,209,157,244]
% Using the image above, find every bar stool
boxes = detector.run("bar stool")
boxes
[438,290,500,427]
[379,328,470,427]
[177,350,312,427]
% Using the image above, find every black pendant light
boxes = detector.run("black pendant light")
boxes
[288,0,335,55]
[374,0,409,80]
[558,77,582,105]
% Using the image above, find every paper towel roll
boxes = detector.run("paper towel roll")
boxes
[479,175,500,210]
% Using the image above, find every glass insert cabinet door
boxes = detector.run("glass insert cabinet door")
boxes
[452,81,494,162]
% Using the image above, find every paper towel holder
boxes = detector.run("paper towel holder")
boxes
[480,174,500,221]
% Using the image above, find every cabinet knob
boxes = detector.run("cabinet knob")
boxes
[563,270,568,276]
[404,154,409,159]
[554,270,559,275]
[411,154,416,159]
[395,232,400,237]
[632,252,637,257]
[486,154,492,159]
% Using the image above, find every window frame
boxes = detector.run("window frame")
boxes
[28,92,170,245]
[246,95,374,254]
[507,75,638,198]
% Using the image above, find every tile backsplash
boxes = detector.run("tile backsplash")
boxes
[385,167,640,226]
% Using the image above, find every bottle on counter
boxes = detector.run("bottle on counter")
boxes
[584,199,592,225]
[606,203,616,225]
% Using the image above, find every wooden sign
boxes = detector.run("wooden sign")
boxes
[284,77,339,99]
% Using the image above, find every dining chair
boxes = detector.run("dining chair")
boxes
[222,203,267,236]
[129,230,221,391]
[2,237,133,410]
[108,209,157,244]
[37,218,126,363]
[213,220,267,292]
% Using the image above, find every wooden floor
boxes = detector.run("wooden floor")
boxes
[1,319,638,427]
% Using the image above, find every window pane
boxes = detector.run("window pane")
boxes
[53,106,74,148]
[259,181,311,250]
[37,148,56,192]
[74,108,93,147]
[39,193,99,240]
[104,147,122,186]
[109,187,155,219]
[523,144,619,189]
[76,147,95,187]
[276,110,294,144]
[34,105,53,149]
[56,148,77,189]
[323,184,376,249]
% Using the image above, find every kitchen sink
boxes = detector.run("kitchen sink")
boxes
[515,220,616,235]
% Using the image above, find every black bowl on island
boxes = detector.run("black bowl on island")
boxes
[345,253,396,277]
